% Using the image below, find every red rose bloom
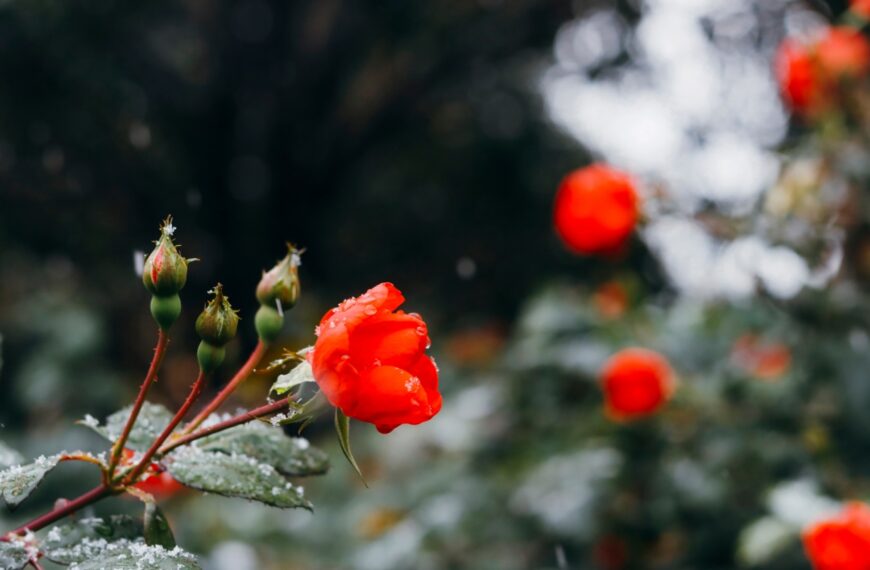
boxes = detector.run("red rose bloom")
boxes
[600,348,675,420]
[776,39,817,114]
[553,164,639,256]
[776,27,870,116]
[803,502,870,570]
[309,282,442,434]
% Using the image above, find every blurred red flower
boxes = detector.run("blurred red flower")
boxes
[135,471,185,498]
[121,449,184,499]
[553,164,639,256]
[803,502,870,570]
[600,348,675,420]
[731,334,791,380]
[309,282,442,434]
[594,281,630,319]
[776,27,870,116]
[852,0,870,19]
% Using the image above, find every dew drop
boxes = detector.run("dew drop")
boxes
[364,305,378,316]
[415,326,427,337]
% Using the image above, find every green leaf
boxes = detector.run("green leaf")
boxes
[42,515,143,565]
[167,449,312,510]
[144,502,176,549]
[335,409,366,486]
[78,402,174,452]
[195,421,328,477]
[0,540,32,570]
[0,454,61,507]
[270,352,314,396]
[67,542,200,570]
[0,441,24,470]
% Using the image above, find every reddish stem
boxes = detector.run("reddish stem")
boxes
[122,371,207,485]
[159,397,289,455]
[6,485,113,537]
[183,340,268,433]
[108,330,170,476]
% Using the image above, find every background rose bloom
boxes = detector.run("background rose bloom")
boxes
[776,27,870,116]
[803,503,870,570]
[553,164,639,257]
[309,282,442,434]
[600,348,676,420]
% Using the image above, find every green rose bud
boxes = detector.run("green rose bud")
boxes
[150,294,181,331]
[255,305,284,343]
[195,284,240,347]
[256,244,302,310]
[143,217,189,297]
[196,341,226,374]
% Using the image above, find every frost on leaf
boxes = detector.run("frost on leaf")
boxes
[270,351,314,396]
[0,440,24,470]
[193,421,328,477]
[67,541,200,570]
[167,449,312,510]
[0,540,32,570]
[42,514,143,565]
[78,402,174,452]
[0,454,61,507]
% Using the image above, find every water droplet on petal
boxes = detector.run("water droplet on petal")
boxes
[364,305,377,316]
[415,326,427,336]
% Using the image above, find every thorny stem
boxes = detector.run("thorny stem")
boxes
[122,371,207,486]
[5,485,114,537]
[183,340,268,433]
[159,397,290,455]
[2,393,288,540]
[108,330,170,477]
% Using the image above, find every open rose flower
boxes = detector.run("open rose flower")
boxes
[553,164,639,256]
[309,282,442,434]
[803,502,870,570]
[600,348,675,420]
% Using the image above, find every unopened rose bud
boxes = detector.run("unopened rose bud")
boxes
[195,284,240,347]
[256,244,301,310]
[196,341,226,374]
[255,305,283,343]
[143,217,189,297]
[150,295,182,331]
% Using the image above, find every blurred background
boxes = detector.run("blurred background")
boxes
[0,0,866,568]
